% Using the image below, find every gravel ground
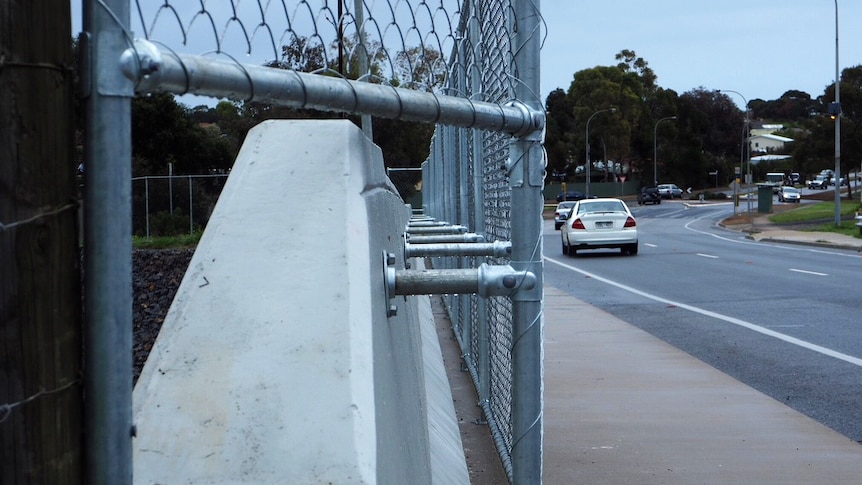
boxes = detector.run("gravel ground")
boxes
[132,248,195,384]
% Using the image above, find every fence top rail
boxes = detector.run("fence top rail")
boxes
[131,173,230,181]
[123,43,544,138]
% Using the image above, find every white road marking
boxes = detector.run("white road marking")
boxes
[789,268,829,276]
[544,256,862,368]
[696,253,718,259]
[644,243,657,248]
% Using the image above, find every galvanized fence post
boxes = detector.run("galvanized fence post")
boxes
[468,10,492,411]
[509,0,545,482]
[188,175,194,234]
[82,0,134,483]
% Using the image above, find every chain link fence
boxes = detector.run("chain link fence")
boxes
[83,1,545,482]
[131,174,229,238]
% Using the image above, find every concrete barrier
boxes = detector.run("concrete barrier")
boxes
[132,120,468,484]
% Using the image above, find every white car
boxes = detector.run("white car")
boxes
[553,201,576,230]
[560,198,638,256]
[777,186,801,203]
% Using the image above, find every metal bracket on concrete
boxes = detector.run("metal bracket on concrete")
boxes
[383,252,535,304]
[405,224,468,235]
[407,220,450,228]
[382,251,399,317]
[406,233,486,244]
[404,240,511,258]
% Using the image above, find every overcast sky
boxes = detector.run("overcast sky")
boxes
[72,1,859,108]
[541,0,860,107]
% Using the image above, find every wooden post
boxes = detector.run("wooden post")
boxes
[0,0,83,483]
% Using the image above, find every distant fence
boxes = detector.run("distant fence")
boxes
[82,1,545,483]
[132,174,229,238]
[387,167,423,210]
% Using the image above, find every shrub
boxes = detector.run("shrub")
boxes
[699,191,728,200]
[149,209,193,237]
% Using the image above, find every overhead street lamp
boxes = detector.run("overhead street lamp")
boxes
[585,107,616,198]
[653,116,677,186]
[833,0,842,226]
[719,89,751,218]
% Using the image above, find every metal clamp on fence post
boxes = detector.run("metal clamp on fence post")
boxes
[119,39,163,88]
[404,240,511,258]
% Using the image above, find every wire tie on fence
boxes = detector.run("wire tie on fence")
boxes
[96,0,137,51]
[0,202,78,233]
[430,92,442,124]
[204,50,254,102]
[0,379,80,424]
[151,40,190,95]
[0,55,71,76]
[389,85,404,119]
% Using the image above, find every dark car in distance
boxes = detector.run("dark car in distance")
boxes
[808,175,829,189]
[556,190,590,202]
[637,186,661,205]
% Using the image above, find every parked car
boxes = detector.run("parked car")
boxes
[553,201,576,230]
[808,175,829,189]
[556,190,589,202]
[560,198,638,256]
[637,186,661,205]
[657,183,683,199]
[789,172,800,184]
[777,185,801,203]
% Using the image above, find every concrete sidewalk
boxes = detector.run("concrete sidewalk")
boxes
[746,225,862,250]
[542,285,862,484]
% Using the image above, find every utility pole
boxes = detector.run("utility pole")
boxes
[0,0,83,483]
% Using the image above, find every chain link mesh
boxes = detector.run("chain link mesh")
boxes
[134,0,462,92]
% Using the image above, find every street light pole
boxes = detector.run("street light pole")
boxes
[653,116,677,186]
[833,0,842,226]
[585,107,616,198]
[719,89,751,218]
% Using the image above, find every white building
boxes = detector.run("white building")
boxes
[750,133,794,153]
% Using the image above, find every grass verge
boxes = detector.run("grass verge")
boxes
[133,231,202,249]
[769,200,862,238]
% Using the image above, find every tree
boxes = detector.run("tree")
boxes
[392,46,447,91]
[750,90,818,122]
[544,88,576,179]
[792,65,862,198]
[673,88,743,186]
[131,93,234,176]
[551,50,665,184]
[268,35,328,73]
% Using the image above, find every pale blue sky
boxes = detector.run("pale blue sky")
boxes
[72,1,859,108]
[541,0,860,107]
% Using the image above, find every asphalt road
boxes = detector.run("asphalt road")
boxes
[544,199,862,444]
